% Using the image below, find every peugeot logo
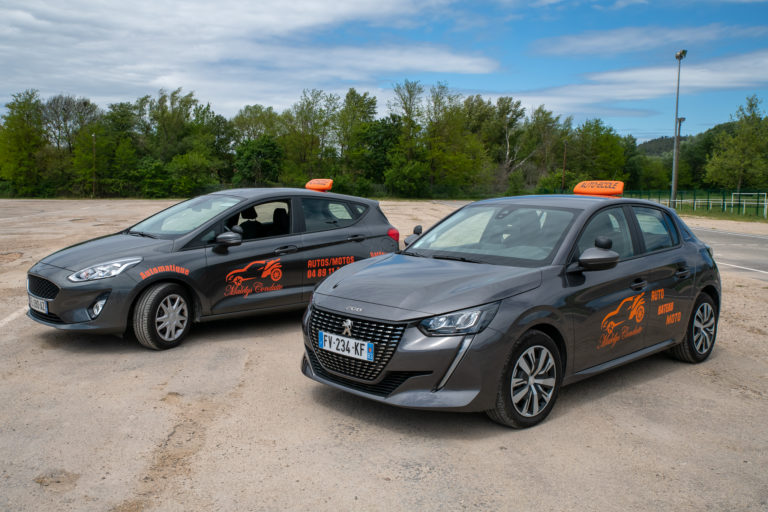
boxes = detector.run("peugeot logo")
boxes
[341,319,353,337]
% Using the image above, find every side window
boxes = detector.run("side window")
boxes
[633,207,679,252]
[301,198,362,233]
[226,200,291,240]
[576,208,635,260]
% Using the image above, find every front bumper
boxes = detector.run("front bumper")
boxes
[301,305,508,412]
[26,262,135,334]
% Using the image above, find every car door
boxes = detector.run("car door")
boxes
[298,197,374,300]
[566,206,650,372]
[202,198,305,315]
[628,205,696,346]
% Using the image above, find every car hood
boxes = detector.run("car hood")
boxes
[39,233,174,271]
[316,253,542,316]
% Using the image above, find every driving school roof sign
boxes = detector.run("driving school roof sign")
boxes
[573,181,624,197]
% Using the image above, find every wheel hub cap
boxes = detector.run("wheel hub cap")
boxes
[155,294,188,342]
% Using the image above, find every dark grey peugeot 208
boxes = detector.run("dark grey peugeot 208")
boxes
[301,188,721,428]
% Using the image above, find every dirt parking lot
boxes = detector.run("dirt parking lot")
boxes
[1,198,766,511]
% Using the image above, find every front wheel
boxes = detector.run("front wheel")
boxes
[669,293,718,363]
[133,283,192,350]
[486,330,562,428]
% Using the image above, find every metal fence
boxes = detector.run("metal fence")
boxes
[623,190,768,219]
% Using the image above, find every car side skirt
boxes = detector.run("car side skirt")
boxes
[563,337,679,386]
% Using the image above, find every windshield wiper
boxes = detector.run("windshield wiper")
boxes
[399,250,425,257]
[431,254,483,263]
[128,229,158,239]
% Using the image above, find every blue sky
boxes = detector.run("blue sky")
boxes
[1,0,767,141]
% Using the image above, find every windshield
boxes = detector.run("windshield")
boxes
[130,195,243,237]
[409,204,578,267]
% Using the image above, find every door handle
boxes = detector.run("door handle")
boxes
[630,279,647,291]
[274,245,298,255]
[675,267,691,279]
[347,234,365,242]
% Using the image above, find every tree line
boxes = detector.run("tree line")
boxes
[0,82,766,198]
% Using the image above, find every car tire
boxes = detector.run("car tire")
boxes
[669,293,718,363]
[486,330,562,428]
[133,283,191,350]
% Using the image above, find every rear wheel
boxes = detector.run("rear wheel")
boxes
[487,330,562,428]
[133,283,191,350]
[670,293,717,363]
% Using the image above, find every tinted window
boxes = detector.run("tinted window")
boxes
[301,198,363,233]
[576,208,634,259]
[633,207,678,252]
[226,200,291,240]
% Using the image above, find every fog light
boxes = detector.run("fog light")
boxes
[89,296,108,319]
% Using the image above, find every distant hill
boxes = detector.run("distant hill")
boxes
[637,136,688,156]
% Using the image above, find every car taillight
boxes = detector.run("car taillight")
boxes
[387,227,400,242]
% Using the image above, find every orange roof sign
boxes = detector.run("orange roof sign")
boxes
[305,179,333,192]
[573,180,624,196]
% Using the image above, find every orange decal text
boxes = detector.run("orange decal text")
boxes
[140,265,190,280]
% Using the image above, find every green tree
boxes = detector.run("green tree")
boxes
[705,95,767,192]
[232,104,281,144]
[569,118,626,181]
[0,90,47,196]
[233,135,283,186]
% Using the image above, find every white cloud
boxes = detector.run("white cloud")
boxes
[534,23,768,55]
[0,0,498,115]
[512,49,768,116]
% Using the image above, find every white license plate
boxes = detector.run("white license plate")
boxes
[318,331,374,362]
[29,295,48,314]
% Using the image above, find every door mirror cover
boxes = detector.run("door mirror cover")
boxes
[579,247,620,270]
[216,231,242,247]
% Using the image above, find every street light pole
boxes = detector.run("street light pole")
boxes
[670,49,687,209]
[92,133,96,198]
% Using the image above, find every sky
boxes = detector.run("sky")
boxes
[1,0,767,141]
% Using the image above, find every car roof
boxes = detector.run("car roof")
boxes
[472,194,668,214]
[209,187,379,205]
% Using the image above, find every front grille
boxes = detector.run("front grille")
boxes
[29,309,63,324]
[309,307,406,381]
[306,349,429,397]
[28,275,59,300]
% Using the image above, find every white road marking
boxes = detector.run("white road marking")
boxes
[0,306,27,329]
[718,262,768,275]
[692,228,768,241]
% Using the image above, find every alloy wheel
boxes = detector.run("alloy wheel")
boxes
[510,345,557,417]
[693,302,716,354]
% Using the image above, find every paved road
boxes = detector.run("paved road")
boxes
[692,228,768,282]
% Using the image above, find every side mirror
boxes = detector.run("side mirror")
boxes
[404,225,423,247]
[579,247,619,271]
[216,231,242,247]
[231,225,244,235]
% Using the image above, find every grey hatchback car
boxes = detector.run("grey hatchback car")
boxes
[301,185,720,428]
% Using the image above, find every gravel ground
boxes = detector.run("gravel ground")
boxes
[0,198,766,511]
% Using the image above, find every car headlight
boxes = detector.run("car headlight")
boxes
[419,302,500,336]
[68,257,143,282]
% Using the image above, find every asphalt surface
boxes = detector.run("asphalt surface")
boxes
[692,228,768,282]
